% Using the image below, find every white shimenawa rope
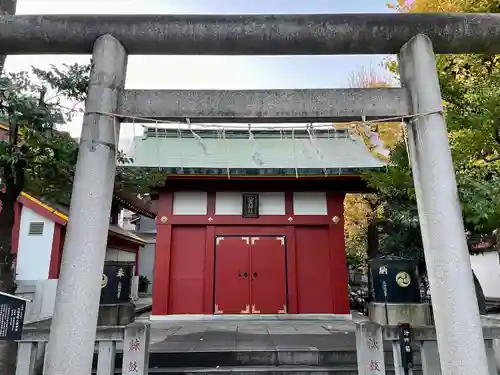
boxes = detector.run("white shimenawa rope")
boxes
[130,118,136,157]
[291,128,299,179]
[248,124,264,166]
[222,128,231,179]
[216,127,229,178]
[94,108,444,175]
[186,117,208,155]
[177,124,184,173]
[306,123,327,177]
[112,116,119,162]
[92,109,444,131]
[154,122,161,170]
[400,118,411,162]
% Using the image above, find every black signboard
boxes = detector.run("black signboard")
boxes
[242,194,259,218]
[0,292,28,341]
[369,257,421,303]
[398,323,414,374]
[100,262,133,304]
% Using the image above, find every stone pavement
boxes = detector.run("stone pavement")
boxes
[138,312,377,353]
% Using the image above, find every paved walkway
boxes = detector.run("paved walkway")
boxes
[142,313,373,352]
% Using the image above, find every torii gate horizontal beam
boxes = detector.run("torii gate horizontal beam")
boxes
[0,13,499,55]
[117,88,409,123]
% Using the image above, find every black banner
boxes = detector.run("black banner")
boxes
[0,292,27,341]
[100,263,133,304]
[398,323,414,374]
[242,194,259,218]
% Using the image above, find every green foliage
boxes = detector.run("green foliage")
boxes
[365,142,500,260]
[363,143,423,260]
[363,0,500,262]
[32,63,90,103]
[0,63,163,207]
[456,163,500,234]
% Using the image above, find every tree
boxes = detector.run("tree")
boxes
[0,64,92,374]
[0,63,162,374]
[358,0,500,311]
[388,0,500,239]
[343,65,401,267]
[388,0,500,12]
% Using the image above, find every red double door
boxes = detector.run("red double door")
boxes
[214,236,287,314]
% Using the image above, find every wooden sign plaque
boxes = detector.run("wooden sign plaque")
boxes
[242,193,259,218]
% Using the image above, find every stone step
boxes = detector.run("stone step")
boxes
[106,365,424,375]
[148,351,421,368]
[93,349,421,369]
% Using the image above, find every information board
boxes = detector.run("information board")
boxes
[0,292,28,341]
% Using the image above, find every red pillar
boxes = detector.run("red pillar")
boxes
[152,191,173,315]
[327,192,349,314]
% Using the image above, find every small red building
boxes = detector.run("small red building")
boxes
[127,127,385,318]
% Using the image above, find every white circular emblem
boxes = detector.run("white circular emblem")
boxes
[396,271,411,288]
[101,274,108,288]
[160,216,168,223]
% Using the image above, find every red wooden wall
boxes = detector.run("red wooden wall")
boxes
[169,227,206,314]
[295,227,334,313]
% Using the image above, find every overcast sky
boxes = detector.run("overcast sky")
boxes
[5,0,395,149]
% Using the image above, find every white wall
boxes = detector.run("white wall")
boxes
[16,206,55,280]
[215,192,286,215]
[173,192,207,215]
[172,191,329,216]
[470,251,500,299]
[293,192,327,215]
[138,237,156,294]
[16,279,58,323]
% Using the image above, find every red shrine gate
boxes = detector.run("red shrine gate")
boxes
[130,127,384,317]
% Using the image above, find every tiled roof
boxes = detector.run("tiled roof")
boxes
[123,127,386,176]
[113,186,156,218]
[108,224,148,245]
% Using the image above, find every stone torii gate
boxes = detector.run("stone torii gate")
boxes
[1,13,499,375]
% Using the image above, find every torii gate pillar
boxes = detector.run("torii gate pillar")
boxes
[399,34,489,375]
[43,35,128,375]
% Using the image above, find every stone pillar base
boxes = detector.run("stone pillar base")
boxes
[368,302,432,326]
[98,302,136,326]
